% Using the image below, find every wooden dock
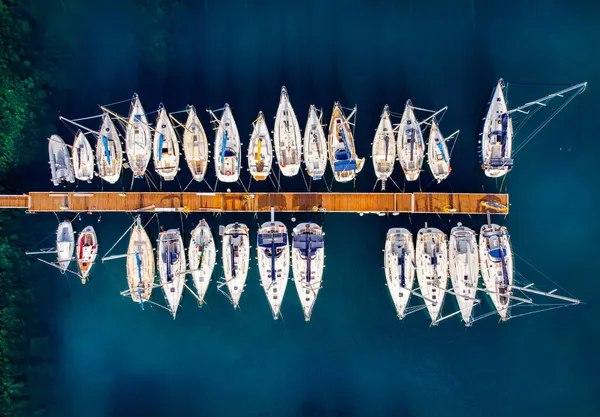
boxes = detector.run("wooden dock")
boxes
[0,192,509,215]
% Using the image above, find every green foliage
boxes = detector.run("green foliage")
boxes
[0,0,49,179]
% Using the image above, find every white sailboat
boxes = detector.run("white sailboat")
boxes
[273,86,302,177]
[72,131,94,182]
[328,102,364,183]
[302,105,327,180]
[247,111,273,181]
[221,223,250,308]
[158,229,186,318]
[210,104,241,183]
[479,223,513,321]
[257,210,289,319]
[76,225,98,284]
[396,100,424,181]
[48,134,75,186]
[125,216,156,307]
[384,228,415,319]
[56,221,75,273]
[125,93,152,178]
[291,223,325,321]
[153,105,180,181]
[427,117,455,183]
[96,112,123,184]
[416,225,448,325]
[449,223,479,326]
[372,105,396,190]
[182,105,209,182]
[481,79,513,178]
[188,219,216,306]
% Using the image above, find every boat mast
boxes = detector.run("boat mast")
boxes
[507,82,587,115]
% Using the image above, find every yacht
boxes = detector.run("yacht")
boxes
[372,105,396,189]
[72,131,94,182]
[302,105,327,180]
[96,112,123,184]
[247,111,273,181]
[328,102,364,183]
[49,134,75,186]
[449,223,479,326]
[427,117,452,183]
[416,225,448,324]
[153,105,180,181]
[481,79,513,177]
[188,220,216,306]
[221,223,250,308]
[213,104,241,183]
[125,93,152,177]
[182,105,209,182]
[273,87,302,177]
[384,228,415,319]
[397,100,424,181]
[56,221,74,273]
[158,229,186,318]
[76,225,98,284]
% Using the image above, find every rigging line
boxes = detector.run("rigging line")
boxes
[26,229,59,252]
[299,164,310,191]
[237,177,249,193]
[506,81,580,87]
[202,178,215,192]
[513,91,580,156]
[175,173,183,192]
[182,177,195,192]
[268,173,277,191]
[213,178,219,192]
[423,177,437,192]
[308,177,312,192]
[372,179,380,192]
[103,222,135,259]
[247,175,253,192]
[102,97,133,107]
[508,303,575,320]
[499,174,507,193]
[389,176,402,192]
[512,250,576,298]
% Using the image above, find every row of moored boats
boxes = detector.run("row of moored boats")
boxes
[49,80,526,189]
[45,214,325,321]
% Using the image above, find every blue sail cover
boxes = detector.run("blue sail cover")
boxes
[436,141,447,163]
[293,234,323,256]
[489,247,506,260]
[220,131,229,164]
[334,127,356,172]
[158,134,164,161]
[258,232,287,248]
[102,136,111,165]
[333,158,357,172]
[397,248,406,287]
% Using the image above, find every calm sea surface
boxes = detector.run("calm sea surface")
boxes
[19,0,600,416]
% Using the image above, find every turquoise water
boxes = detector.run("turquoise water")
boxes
[20,0,600,416]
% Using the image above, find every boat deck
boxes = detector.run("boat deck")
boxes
[0,192,509,214]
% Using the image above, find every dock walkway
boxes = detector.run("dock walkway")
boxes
[0,192,509,215]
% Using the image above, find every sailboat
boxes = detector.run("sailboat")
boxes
[188,220,216,306]
[372,105,396,190]
[479,223,513,321]
[153,105,180,181]
[48,134,75,186]
[481,79,513,178]
[211,104,241,183]
[427,117,454,183]
[302,105,327,180]
[257,210,289,319]
[273,86,302,177]
[247,111,273,181]
[158,229,186,318]
[328,102,364,183]
[448,223,479,326]
[182,105,209,182]
[76,226,98,284]
[56,221,75,273]
[96,112,123,184]
[384,228,415,319]
[72,131,94,182]
[221,223,250,308]
[291,223,325,321]
[397,100,425,181]
[125,93,152,178]
[416,225,448,325]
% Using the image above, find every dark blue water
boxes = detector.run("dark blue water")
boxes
[22,1,600,416]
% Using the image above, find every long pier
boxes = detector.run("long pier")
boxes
[0,192,509,214]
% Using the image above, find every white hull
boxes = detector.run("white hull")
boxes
[188,220,216,305]
[479,223,513,320]
[384,228,415,319]
[481,79,513,178]
[76,225,98,283]
[247,112,273,181]
[72,131,94,182]
[292,223,324,321]
[257,221,289,319]
[153,107,180,181]
[56,221,74,273]
[49,134,75,186]
[449,224,479,325]
[183,106,209,181]
[96,113,123,184]
[416,226,448,324]
[125,94,152,177]
[397,100,424,181]
[158,229,186,318]
[274,87,302,177]
[372,105,396,182]
[302,105,328,180]
[214,104,241,183]
[427,118,451,183]
[222,223,250,308]
[126,216,155,305]
[328,102,364,183]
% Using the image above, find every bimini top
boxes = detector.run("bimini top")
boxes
[489,247,507,260]
[258,232,288,248]
[333,127,356,172]
[293,234,324,256]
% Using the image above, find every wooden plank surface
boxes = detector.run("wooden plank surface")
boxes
[17,192,509,214]
[0,194,29,209]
